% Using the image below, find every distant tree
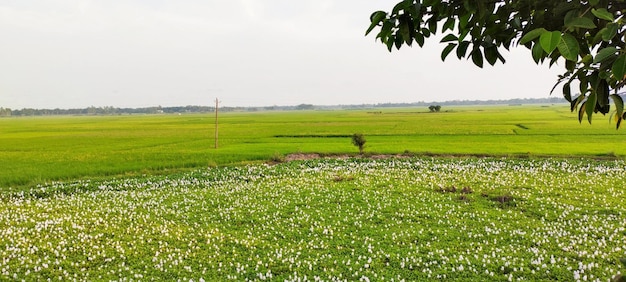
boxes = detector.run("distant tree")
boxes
[0,107,11,117]
[366,0,626,128]
[296,104,315,110]
[351,133,367,154]
[428,105,442,112]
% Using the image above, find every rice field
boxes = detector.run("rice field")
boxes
[1,157,624,281]
[2,105,626,189]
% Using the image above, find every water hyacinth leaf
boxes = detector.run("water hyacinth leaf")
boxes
[593,47,617,64]
[519,28,547,45]
[612,54,626,79]
[557,33,580,61]
[540,31,562,53]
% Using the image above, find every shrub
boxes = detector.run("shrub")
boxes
[351,133,366,154]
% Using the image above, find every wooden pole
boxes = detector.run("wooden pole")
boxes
[214,98,219,149]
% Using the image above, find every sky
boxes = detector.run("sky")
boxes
[0,0,565,109]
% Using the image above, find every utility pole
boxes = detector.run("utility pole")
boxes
[214,98,219,149]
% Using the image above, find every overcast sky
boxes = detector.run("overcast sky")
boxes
[0,0,564,109]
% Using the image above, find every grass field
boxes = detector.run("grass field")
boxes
[1,105,625,281]
[1,104,625,188]
[0,158,624,281]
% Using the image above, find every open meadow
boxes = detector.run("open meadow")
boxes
[1,104,625,188]
[0,105,625,281]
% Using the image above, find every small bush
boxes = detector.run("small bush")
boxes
[270,152,285,163]
[351,133,366,154]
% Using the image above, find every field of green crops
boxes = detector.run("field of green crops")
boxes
[1,104,625,188]
[1,105,625,281]
[1,157,624,281]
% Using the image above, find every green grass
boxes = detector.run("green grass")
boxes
[0,158,623,281]
[1,105,625,188]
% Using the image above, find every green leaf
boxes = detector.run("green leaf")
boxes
[394,34,403,50]
[612,54,626,79]
[366,11,386,35]
[557,33,579,61]
[578,101,586,123]
[540,31,561,54]
[519,28,547,45]
[385,35,394,52]
[603,23,618,41]
[611,94,624,118]
[456,41,470,59]
[392,1,409,14]
[441,43,456,61]
[459,13,471,29]
[565,17,597,30]
[440,34,458,43]
[484,46,498,66]
[531,42,544,63]
[563,83,572,102]
[398,17,412,44]
[593,47,617,63]
[428,18,438,34]
[591,8,614,21]
[597,80,610,109]
[586,92,597,123]
[415,33,425,47]
[471,48,484,68]
[443,18,455,32]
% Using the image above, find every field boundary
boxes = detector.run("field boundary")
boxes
[280,151,623,163]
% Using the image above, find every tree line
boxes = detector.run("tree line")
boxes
[0,98,565,117]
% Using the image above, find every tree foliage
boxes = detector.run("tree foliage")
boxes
[429,105,442,112]
[366,0,626,128]
[351,133,367,154]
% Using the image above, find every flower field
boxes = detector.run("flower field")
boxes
[1,157,625,281]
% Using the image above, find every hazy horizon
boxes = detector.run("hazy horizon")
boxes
[1,1,564,109]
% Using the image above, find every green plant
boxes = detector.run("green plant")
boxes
[270,151,285,163]
[351,133,367,154]
[367,0,626,127]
